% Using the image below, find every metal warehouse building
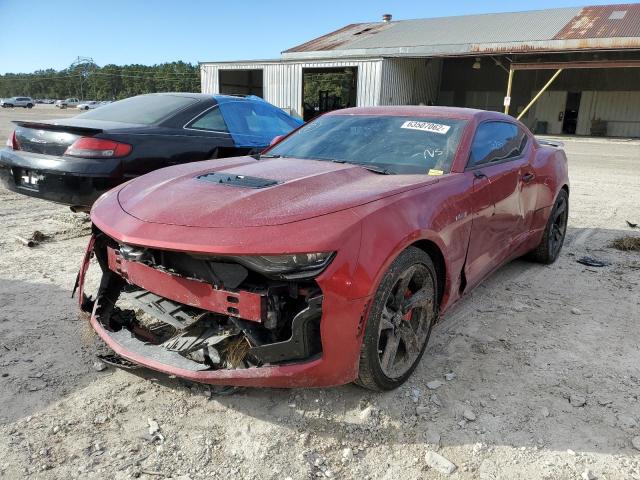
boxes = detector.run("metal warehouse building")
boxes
[201,4,640,137]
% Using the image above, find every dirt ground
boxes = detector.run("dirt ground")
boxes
[0,106,639,480]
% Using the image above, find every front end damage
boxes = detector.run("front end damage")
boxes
[77,228,367,387]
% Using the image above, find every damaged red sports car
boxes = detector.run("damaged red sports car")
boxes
[77,106,569,391]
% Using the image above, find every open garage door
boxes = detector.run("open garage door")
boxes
[218,69,264,97]
[505,60,640,138]
[302,67,357,121]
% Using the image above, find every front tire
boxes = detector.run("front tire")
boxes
[356,247,437,391]
[529,189,569,264]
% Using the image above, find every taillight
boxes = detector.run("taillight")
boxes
[6,130,19,150]
[64,137,132,158]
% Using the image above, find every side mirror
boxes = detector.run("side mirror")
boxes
[269,135,285,147]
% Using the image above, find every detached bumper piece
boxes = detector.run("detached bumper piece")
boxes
[84,234,324,381]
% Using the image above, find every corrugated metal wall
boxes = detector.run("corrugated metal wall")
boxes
[463,91,505,112]
[577,91,640,137]
[532,91,568,134]
[379,58,442,106]
[201,59,383,118]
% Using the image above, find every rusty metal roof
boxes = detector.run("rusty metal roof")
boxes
[555,4,640,39]
[285,23,392,52]
[283,5,640,59]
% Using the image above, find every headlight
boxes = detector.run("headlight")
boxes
[235,252,335,279]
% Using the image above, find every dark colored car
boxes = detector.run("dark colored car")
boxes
[0,93,302,210]
[77,106,569,391]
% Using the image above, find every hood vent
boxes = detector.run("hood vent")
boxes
[196,172,280,189]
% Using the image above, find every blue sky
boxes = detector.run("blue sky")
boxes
[0,0,624,74]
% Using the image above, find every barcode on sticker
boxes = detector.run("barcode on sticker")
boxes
[401,121,450,134]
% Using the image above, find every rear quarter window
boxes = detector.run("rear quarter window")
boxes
[468,121,527,168]
[187,107,229,132]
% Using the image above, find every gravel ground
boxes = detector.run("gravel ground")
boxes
[0,106,639,479]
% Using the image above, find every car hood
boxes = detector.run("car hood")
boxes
[117,157,439,227]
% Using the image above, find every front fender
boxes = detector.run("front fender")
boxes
[348,179,472,310]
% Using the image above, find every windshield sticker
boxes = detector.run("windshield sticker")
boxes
[428,169,444,176]
[401,121,451,134]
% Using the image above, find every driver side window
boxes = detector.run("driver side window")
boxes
[468,121,525,168]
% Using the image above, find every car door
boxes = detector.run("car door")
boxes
[463,121,532,289]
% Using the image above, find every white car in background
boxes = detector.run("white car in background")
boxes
[55,98,81,109]
[77,101,101,110]
[1,97,35,108]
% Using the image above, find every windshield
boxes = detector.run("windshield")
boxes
[78,95,199,125]
[267,114,467,174]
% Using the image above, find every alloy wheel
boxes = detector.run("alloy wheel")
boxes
[377,264,435,379]
[549,195,568,257]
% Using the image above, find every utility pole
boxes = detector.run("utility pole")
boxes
[69,56,95,100]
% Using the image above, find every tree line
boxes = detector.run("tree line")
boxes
[0,61,201,100]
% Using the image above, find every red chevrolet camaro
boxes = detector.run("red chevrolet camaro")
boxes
[77,106,569,391]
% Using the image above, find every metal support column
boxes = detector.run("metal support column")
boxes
[504,68,514,115]
[516,68,563,120]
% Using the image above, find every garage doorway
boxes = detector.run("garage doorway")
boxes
[562,92,581,134]
[218,69,264,97]
[302,67,357,121]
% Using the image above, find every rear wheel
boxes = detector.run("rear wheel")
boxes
[529,189,568,264]
[356,247,437,391]
[26,104,33,109]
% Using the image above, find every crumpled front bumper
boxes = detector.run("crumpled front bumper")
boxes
[77,233,372,388]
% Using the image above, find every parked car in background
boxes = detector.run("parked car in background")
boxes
[77,101,101,110]
[77,106,569,390]
[1,97,35,108]
[55,98,81,109]
[1,93,303,210]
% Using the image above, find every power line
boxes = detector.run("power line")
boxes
[0,74,82,81]
[95,68,200,75]
[0,72,199,81]
[89,72,199,78]
[0,73,199,82]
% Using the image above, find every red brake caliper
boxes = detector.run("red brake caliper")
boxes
[403,289,412,321]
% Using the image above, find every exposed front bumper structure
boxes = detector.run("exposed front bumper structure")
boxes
[78,232,370,388]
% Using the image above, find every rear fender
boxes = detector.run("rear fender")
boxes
[531,145,569,211]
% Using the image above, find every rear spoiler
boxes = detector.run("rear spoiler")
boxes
[12,121,103,135]
[537,138,564,148]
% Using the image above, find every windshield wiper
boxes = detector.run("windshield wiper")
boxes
[350,162,396,175]
[255,153,282,159]
[260,156,394,174]
[327,159,394,174]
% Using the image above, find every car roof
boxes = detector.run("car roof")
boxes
[213,94,270,104]
[136,92,271,106]
[138,92,214,101]
[328,105,512,122]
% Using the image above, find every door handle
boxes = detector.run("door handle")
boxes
[522,172,535,183]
